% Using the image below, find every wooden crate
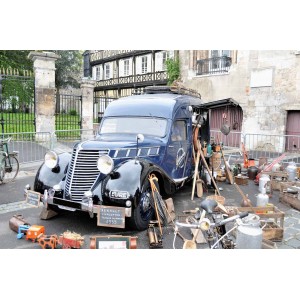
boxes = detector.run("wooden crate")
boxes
[236,205,285,242]
[261,220,283,241]
[279,181,300,210]
[280,192,300,211]
[279,181,300,193]
[234,176,248,185]
[236,205,285,228]
[264,171,288,190]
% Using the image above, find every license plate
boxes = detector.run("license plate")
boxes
[58,205,76,211]
[97,205,125,228]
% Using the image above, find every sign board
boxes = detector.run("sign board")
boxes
[26,191,41,207]
[97,205,125,228]
[90,235,137,249]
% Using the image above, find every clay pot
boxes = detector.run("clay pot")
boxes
[247,166,258,180]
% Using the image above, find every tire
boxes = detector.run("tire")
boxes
[2,155,19,183]
[128,177,158,231]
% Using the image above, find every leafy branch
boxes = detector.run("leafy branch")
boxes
[166,58,180,85]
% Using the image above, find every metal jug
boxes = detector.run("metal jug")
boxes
[236,214,262,249]
[286,162,297,181]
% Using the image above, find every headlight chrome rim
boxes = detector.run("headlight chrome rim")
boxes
[44,151,58,169]
[97,155,114,174]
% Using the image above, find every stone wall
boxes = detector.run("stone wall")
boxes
[179,50,300,136]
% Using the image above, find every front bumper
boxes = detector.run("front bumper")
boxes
[37,189,132,218]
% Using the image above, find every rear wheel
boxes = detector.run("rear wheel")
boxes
[2,155,19,183]
[128,177,158,231]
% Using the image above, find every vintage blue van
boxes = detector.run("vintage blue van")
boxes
[34,86,206,230]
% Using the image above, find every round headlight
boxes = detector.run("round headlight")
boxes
[97,155,114,174]
[44,151,58,169]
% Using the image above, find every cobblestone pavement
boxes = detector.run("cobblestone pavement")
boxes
[276,208,300,249]
[0,201,33,215]
[1,174,300,249]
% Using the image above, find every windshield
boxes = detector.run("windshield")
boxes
[100,117,168,137]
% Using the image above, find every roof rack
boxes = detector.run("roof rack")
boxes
[144,85,201,99]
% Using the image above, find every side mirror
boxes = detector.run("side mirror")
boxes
[137,133,144,143]
[135,134,144,163]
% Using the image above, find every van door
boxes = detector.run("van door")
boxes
[165,119,190,182]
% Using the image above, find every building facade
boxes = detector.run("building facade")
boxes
[85,50,176,121]
[84,50,300,152]
[179,50,300,139]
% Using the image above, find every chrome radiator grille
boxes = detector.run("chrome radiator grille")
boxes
[64,148,109,201]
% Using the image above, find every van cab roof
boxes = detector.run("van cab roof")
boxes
[103,92,202,119]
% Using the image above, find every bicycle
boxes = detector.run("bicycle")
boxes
[0,137,20,184]
[174,198,249,249]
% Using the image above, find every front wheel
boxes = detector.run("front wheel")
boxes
[128,178,157,231]
[2,155,19,183]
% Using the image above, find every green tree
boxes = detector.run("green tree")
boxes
[0,50,33,72]
[166,58,180,85]
[51,50,83,89]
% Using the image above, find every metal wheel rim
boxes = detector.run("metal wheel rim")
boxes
[2,156,19,183]
[139,190,153,221]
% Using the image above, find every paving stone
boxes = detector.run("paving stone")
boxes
[284,217,299,225]
[277,243,294,249]
[291,223,300,230]
[284,227,300,235]
[285,238,300,248]
[0,201,32,214]
[285,209,300,218]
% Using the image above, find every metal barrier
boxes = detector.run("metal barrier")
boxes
[244,133,300,166]
[0,132,52,164]
[210,130,243,149]
[4,128,300,167]
[52,129,98,154]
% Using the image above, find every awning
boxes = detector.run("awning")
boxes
[199,98,240,109]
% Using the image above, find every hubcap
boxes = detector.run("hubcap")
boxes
[139,191,153,221]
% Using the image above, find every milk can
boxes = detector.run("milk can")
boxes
[286,162,297,181]
[259,174,270,194]
[236,214,263,249]
[256,192,269,207]
[272,163,281,172]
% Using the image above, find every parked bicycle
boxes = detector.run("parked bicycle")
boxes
[174,198,249,249]
[0,137,19,184]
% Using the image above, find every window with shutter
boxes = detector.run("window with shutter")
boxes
[128,58,133,76]
[155,52,163,71]
[136,56,142,74]
[124,59,130,76]
[162,51,168,71]
[141,56,148,74]
[119,60,124,77]
[105,63,110,79]
[96,67,101,80]
[92,66,97,80]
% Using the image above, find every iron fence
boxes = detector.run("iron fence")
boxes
[94,97,116,123]
[55,93,82,139]
[0,74,35,134]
